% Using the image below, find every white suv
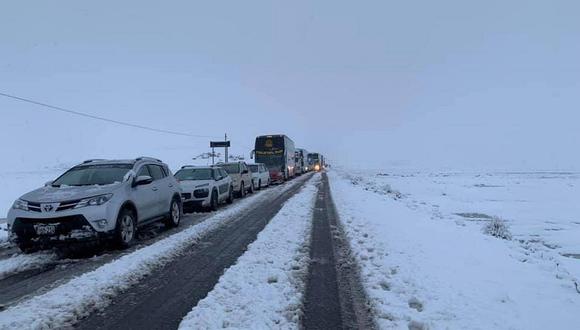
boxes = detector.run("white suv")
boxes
[175,166,234,212]
[248,163,270,190]
[217,162,254,197]
[7,157,182,252]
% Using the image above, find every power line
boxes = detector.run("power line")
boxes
[0,91,220,139]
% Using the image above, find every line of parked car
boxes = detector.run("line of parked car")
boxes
[6,151,320,253]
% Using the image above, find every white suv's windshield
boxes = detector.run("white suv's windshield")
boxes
[52,164,132,187]
[175,168,213,181]
[248,165,259,172]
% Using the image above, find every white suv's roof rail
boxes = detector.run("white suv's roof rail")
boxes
[135,156,163,163]
[82,159,107,164]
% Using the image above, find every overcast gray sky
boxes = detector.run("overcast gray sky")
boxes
[1,0,579,171]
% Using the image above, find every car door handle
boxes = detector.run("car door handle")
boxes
[152,187,159,191]
[168,184,174,187]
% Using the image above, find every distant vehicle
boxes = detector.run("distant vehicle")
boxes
[7,157,182,252]
[217,162,254,197]
[253,134,296,182]
[175,166,233,212]
[248,163,270,190]
[308,152,324,171]
[295,148,308,174]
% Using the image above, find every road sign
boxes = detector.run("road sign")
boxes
[210,141,230,148]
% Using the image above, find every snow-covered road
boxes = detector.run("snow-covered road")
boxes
[0,176,309,329]
[180,173,320,329]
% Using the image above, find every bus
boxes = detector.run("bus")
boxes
[307,152,324,171]
[295,148,308,174]
[254,134,296,182]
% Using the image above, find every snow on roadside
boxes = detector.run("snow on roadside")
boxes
[328,170,580,330]
[179,173,320,329]
[0,251,57,281]
[0,221,7,245]
[0,178,306,329]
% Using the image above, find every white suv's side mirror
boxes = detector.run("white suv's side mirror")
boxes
[44,180,54,187]
[134,175,153,187]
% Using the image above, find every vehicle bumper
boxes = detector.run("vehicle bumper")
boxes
[9,214,113,247]
[269,171,285,183]
[182,195,210,210]
[8,204,116,234]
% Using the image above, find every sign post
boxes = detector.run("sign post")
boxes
[210,139,231,164]
[224,133,228,162]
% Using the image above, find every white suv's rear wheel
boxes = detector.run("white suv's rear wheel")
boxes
[239,182,246,198]
[165,198,181,228]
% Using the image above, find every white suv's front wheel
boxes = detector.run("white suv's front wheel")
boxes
[114,209,136,248]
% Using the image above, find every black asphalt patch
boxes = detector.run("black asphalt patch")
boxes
[75,174,313,330]
[303,173,375,330]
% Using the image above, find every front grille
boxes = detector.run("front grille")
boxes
[193,189,209,198]
[56,199,81,211]
[28,202,41,213]
[26,200,82,212]
[181,193,192,200]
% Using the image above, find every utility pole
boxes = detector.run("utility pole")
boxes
[211,147,215,165]
[224,133,229,162]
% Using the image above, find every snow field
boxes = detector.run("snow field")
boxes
[328,170,580,330]
[0,178,304,329]
[179,173,321,329]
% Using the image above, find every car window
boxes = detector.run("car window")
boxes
[220,169,228,178]
[160,166,168,177]
[137,165,151,177]
[221,163,240,174]
[248,164,259,173]
[52,164,132,187]
[175,168,213,180]
[148,165,165,181]
[213,169,220,180]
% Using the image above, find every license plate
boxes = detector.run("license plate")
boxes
[34,224,57,235]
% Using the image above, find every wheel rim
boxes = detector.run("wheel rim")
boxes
[171,202,180,224]
[241,183,245,196]
[121,215,134,243]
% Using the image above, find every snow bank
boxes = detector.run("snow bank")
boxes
[0,179,304,329]
[328,170,580,330]
[179,174,320,329]
[0,251,57,281]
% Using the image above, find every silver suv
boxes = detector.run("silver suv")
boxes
[216,162,254,197]
[7,157,182,252]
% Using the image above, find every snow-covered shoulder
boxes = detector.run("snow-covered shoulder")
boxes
[328,169,580,330]
[179,173,321,329]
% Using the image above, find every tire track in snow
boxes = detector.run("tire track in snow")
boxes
[179,173,320,329]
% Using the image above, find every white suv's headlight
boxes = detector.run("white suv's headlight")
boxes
[75,194,113,208]
[12,199,29,211]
